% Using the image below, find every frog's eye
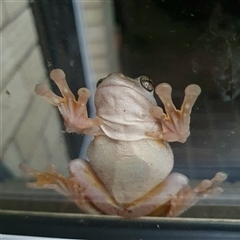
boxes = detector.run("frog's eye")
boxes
[140,76,154,92]
[96,78,104,88]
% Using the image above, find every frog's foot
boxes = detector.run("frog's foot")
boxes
[19,163,78,194]
[35,69,102,133]
[147,83,201,143]
[166,172,227,217]
[19,161,119,215]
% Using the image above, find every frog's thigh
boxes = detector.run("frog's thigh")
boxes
[118,173,189,218]
[69,159,119,215]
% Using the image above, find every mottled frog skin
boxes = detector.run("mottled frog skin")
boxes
[20,69,227,218]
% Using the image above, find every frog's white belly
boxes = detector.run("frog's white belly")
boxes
[87,136,173,204]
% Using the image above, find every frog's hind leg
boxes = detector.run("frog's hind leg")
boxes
[19,163,101,214]
[68,159,121,215]
[117,173,189,218]
[117,172,227,218]
[166,172,227,217]
[19,161,118,215]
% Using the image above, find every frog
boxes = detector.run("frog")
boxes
[20,69,227,218]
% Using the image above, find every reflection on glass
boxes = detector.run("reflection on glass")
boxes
[1,0,240,224]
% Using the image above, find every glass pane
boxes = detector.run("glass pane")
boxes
[1,0,240,238]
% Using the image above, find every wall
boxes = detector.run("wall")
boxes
[1,0,69,177]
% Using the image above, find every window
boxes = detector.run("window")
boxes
[1,0,240,239]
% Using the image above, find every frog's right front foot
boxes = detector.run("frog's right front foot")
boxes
[35,69,102,133]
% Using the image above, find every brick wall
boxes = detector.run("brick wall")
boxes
[1,0,119,178]
[1,1,69,177]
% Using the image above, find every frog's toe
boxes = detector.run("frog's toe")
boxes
[35,83,61,106]
[166,172,227,217]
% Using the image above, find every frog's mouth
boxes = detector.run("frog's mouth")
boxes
[97,83,157,106]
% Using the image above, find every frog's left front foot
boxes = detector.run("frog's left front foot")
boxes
[35,69,102,133]
[147,83,201,143]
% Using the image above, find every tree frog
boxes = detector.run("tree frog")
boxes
[20,69,227,218]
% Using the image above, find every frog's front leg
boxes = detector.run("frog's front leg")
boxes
[35,69,102,134]
[147,83,201,143]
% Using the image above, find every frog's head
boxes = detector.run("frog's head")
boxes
[95,72,157,106]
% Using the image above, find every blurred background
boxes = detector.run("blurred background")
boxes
[1,0,240,218]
